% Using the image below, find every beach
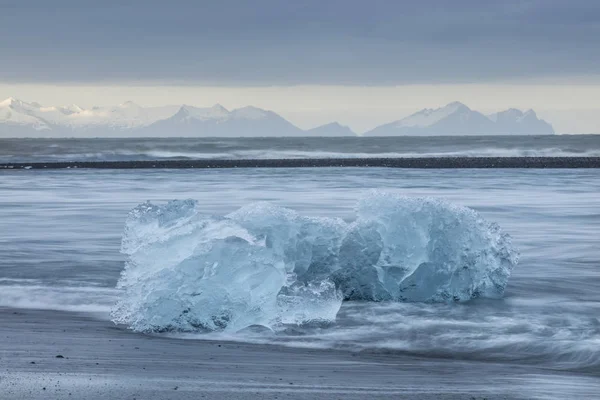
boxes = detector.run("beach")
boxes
[3,308,599,399]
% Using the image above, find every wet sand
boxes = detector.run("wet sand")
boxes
[2,156,600,170]
[1,308,599,399]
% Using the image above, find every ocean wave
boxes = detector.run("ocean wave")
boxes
[0,281,117,314]
[112,192,517,333]
[3,147,600,163]
[182,298,600,370]
[123,147,600,160]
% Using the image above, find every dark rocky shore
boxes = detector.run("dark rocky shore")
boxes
[2,157,600,169]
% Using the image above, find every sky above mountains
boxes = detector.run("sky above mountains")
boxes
[1,0,599,133]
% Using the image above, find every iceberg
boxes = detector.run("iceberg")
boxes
[112,192,518,333]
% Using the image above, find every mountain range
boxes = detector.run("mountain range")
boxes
[365,101,554,136]
[0,97,554,137]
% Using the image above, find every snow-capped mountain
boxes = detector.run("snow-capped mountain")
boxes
[67,102,179,130]
[142,105,303,137]
[173,104,230,122]
[487,108,554,135]
[1,97,555,137]
[0,97,180,135]
[365,102,554,136]
[306,122,355,137]
[0,97,54,131]
[0,98,304,137]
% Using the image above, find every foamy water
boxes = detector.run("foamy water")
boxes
[1,135,600,162]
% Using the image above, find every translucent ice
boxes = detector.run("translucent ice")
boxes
[336,193,518,302]
[112,192,518,333]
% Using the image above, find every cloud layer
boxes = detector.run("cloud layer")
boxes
[2,0,599,84]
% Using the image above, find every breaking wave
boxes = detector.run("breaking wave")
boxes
[3,148,600,163]
[2,136,600,163]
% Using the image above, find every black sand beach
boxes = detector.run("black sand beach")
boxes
[2,156,600,170]
[1,308,599,399]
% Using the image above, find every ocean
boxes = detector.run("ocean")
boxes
[1,136,599,398]
[1,135,600,162]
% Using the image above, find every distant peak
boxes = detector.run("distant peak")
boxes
[493,108,540,120]
[0,97,21,107]
[211,103,229,113]
[306,121,356,136]
[492,108,523,119]
[237,105,261,111]
[500,108,523,114]
[445,101,469,110]
[175,105,191,115]
[321,122,352,129]
[394,101,476,129]
[0,97,42,109]
[232,106,269,120]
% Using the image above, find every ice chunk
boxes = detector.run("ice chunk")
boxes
[338,192,518,302]
[112,193,518,333]
[112,200,344,333]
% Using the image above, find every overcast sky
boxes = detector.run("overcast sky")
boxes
[1,0,599,132]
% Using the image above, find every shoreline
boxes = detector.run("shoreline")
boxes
[2,307,599,399]
[2,156,600,170]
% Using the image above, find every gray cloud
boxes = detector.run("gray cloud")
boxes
[1,0,599,84]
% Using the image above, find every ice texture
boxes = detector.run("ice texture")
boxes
[112,192,518,332]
